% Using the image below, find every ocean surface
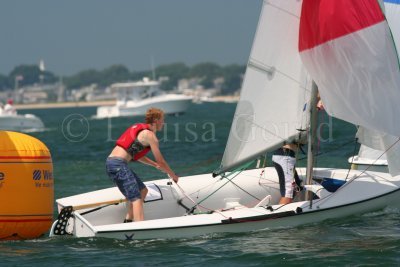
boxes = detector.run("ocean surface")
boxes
[2,102,400,266]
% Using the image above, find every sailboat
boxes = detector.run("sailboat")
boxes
[50,0,400,240]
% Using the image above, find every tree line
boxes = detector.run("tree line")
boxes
[0,62,246,95]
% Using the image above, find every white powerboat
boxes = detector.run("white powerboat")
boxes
[0,112,44,132]
[96,78,192,118]
[50,0,400,240]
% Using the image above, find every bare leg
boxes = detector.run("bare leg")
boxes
[279,197,292,205]
[125,188,148,222]
[131,199,144,221]
[125,200,134,221]
[141,187,148,201]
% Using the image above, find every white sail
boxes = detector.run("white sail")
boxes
[384,0,400,53]
[299,0,400,137]
[219,0,311,173]
[358,144,387,161]
[299,0,400,176]
[355,0,400,175]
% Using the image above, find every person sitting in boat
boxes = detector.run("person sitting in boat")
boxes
[272,96,324,205]
[4,99,16,115]
[272,143,303,205]
[106,107,179,223]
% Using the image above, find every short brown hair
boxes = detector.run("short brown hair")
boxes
[145,108,164,124]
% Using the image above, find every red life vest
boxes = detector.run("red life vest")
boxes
[116,123,151,161]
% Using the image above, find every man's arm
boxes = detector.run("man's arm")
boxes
[137,156,159,168]
[146,132,179,182]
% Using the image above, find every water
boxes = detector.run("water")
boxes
[2,103,400,266]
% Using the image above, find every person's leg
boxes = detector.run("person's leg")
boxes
[279,197,292,204]
[273,154,296,204]
[131,199,144,221]
[125,202,134,221]
[106,158,135,222]
[141,187,148,201]
[282,155,296,203]
[116,166,143,222]
[128,171,147,221]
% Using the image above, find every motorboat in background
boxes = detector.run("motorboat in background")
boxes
[0,100,44,132]
[0,114,44,132]
[96,78,192,118]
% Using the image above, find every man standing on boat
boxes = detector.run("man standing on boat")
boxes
[106,108,179,222]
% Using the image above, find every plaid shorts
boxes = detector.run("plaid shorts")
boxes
[106,157,146,202]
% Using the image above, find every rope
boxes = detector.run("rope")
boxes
[311,138,400,206]
[197,160,255,205]
[345,137,359,181]
[349,138,400,181]
[170,160,256,216]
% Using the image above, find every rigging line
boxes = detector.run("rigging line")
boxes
[169,176,224,215]
[313,138,400,206]
[346,137,360,181]
[174,182,202,208]
[229,180,261,201]
[195,161,255,207]
[265,0,301,19]
[347,137,400,182]
[297,139,357,161]
[173,181,228,218]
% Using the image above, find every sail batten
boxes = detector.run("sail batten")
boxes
[248,60,275,76]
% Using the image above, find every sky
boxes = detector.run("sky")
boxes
[0,0,262,76]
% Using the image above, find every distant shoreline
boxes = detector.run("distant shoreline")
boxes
[15,100,116,110]
[14,95,239,110]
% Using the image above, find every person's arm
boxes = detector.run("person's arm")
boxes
[317,92,324,110]
[147,132,179,183]
[137,156,160,169]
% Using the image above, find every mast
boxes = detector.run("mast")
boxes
[306,81,319,202]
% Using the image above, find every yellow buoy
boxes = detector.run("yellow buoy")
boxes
[0,131,54,240]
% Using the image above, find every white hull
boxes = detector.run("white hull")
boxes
[0,114,44,132]
[50,168,400,240]
[96,94,192,118]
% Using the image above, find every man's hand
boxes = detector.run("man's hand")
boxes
[169,174,179,183]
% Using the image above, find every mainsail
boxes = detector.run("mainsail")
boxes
[299,0,400,175]
[219,0,311,173]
